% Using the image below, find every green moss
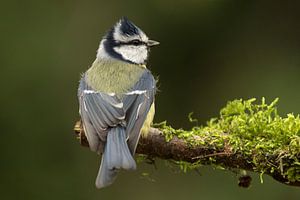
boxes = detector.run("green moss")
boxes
[154,98,300,183]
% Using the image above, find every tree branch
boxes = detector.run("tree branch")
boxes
[74,98,300,187]
[74,121,300,187]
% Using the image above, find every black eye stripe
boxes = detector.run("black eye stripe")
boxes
[116,40,147,46]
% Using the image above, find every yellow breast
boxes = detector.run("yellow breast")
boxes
[141,103,155,137]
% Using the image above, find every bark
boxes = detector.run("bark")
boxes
[74,120,300,187]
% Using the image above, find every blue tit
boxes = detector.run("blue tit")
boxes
[77,17,159,189]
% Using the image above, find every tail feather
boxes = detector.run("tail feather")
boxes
[95,154,118,188]
[95,126,136,189]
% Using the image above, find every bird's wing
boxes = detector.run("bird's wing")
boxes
[78,75,125,152]
[123,69,156,154]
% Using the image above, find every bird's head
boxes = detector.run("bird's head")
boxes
[97,17,159,65]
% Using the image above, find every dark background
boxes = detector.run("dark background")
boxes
[1,0,300,199]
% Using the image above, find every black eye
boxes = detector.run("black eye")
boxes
[131,39,141,46]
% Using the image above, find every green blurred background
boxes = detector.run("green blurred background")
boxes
[1,0,300,199]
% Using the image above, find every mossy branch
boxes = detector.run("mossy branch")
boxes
[74,98,300,187]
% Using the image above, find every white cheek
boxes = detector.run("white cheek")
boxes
[113,45,148,64]
[96,40,111,59]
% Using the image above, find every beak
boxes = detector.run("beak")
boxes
[147,39,160,47]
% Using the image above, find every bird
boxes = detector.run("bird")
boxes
[77,17,159,189]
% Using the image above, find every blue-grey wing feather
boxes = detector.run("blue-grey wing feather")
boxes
[78,75,125,151]
[79,98,100,152]
[123,70,156,154]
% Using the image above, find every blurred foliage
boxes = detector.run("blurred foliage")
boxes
[1,0,300,199]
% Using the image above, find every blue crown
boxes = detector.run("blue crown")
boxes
[119,17,140,36]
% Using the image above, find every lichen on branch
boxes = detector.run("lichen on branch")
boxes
[74,98,300,187]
